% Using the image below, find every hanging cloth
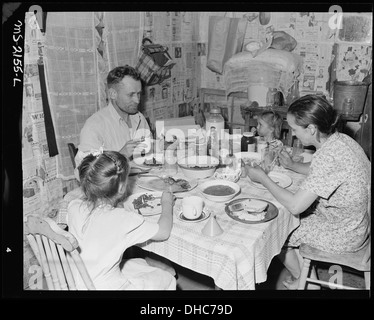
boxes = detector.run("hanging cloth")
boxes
[38,62,58,157]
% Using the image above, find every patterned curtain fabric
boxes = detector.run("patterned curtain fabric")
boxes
[44,12,141,179]
[44,12,98,179]
[103,12,141,70]
[45,12,142,179]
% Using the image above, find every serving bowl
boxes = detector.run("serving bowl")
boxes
[199,180,240,202]
[177,155,219,180]
[214,167,242,182]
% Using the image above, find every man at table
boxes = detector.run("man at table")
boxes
[74,65,151,180]
[72,65,175,276]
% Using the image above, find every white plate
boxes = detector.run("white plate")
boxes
[249,171,292,189]
[176,209,210,223]
[225,198,278,224]
[137,176,198,193]
[123,191,163,216]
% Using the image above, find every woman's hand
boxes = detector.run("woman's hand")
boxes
[278,148,294,170]
[243,162,267,183]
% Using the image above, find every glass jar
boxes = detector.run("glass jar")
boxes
[291,138,304,162]
[266,88,278,107]
[241,132,256,152]
[205,108,225,140]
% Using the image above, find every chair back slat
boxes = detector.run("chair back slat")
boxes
[41,235,61,290]
[48,238,68,290]
[56,244,77,290]
[26,234,42,267]
[34,234,55,290]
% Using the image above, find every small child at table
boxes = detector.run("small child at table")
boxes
[254,110,284,171]
[67,150,176,290]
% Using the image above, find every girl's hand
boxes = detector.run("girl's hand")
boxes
[161,190,175,207]
[278,149,294,169]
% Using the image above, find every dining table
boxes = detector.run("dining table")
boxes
[56,161,306,290]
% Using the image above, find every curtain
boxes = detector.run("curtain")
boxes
[44,12,98,179]
[44,12,142,179]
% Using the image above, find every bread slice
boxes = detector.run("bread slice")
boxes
[243,199,268,212]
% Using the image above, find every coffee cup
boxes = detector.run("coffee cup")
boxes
[182,196,204,219]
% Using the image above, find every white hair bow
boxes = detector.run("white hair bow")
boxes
[90,146,104,157]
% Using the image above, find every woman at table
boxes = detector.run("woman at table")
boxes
[243,95,371,289]
[67,150,177,290]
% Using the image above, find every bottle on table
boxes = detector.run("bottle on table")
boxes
[205,108,225,140]
[207,126,219,160]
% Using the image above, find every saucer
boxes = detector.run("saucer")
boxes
[176,209,210,223]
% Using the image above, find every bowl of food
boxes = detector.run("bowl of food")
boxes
[213,167,242,182]
[177,155,219,180]
[199,180,240,202]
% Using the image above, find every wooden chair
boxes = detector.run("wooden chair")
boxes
[25,214,95,290]
[297,238,371,290]
[298,186,371,290]
[67,143,78,169]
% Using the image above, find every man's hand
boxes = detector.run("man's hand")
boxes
[119,138,147,159]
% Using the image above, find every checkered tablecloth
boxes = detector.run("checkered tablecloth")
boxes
[57,167,304,290]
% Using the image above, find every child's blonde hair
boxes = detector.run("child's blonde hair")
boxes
[258,110,283,139]
[78,151,130,211]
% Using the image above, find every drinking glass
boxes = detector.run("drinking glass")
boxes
[292,138,304,162]
[261,147,277,174]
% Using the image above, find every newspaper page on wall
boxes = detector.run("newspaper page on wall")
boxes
[23,12,63,220]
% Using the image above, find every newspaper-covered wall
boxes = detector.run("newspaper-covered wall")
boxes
[23,12,66,289]
[197,11,371,131]
[199,12,372,98]
[141,12,200,134]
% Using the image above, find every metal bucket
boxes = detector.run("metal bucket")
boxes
[333,81,369,120]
